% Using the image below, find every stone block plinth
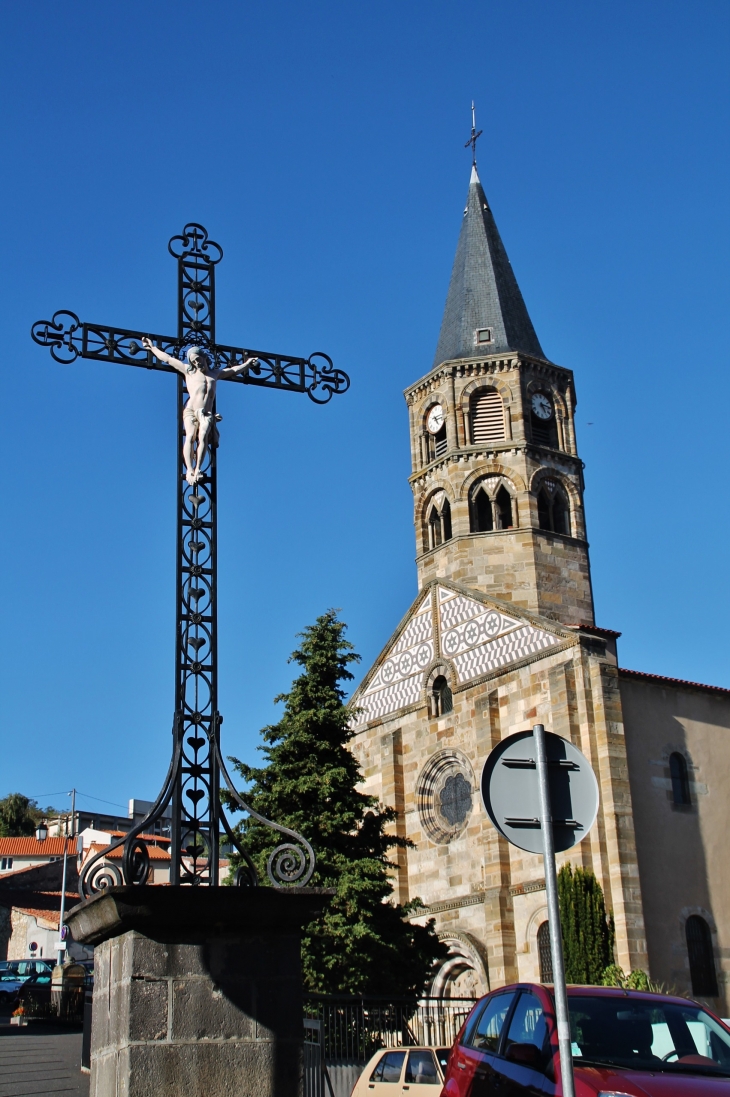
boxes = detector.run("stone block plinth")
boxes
[66,885,331,1097]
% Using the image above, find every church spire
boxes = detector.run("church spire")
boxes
[432,130,545,368]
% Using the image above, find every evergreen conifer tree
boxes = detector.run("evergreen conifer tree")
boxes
[557,864,615,983]
[226,610,447,997]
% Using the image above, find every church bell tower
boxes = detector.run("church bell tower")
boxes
[407,162,594,626]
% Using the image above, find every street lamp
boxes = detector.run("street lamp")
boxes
[35,822,48,842]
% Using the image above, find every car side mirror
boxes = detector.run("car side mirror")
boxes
[505,1043,541,1067]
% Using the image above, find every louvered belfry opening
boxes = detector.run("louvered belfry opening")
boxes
[470,388,504,445]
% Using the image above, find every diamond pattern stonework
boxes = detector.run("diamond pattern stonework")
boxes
[354,586,560,725]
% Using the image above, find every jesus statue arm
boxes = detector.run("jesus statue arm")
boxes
[219,354,259,377]
[141,336,187,374]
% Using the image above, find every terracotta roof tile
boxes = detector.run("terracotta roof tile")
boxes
[108,831,170,844]
[0,889,79,927]
[619,667,730,698]
[87,843,170,862]
[0,837,76,857]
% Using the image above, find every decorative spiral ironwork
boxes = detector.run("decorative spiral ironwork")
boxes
[267,843,311,885]
[216,740,315,887]
[31,311,82,363]
[306,352,351,404]
[85,861,123,892]
[122,839,151,887]
[78,718,182,899]
[168,223,223,265]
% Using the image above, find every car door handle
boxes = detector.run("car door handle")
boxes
[457,1062,466,1070]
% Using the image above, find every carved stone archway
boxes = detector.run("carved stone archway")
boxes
[431,931,490,999]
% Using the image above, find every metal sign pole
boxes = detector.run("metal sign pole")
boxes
[533,723,575,1097]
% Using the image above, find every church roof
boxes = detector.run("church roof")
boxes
[432,165,545,368]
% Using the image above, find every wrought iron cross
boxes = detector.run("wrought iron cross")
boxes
[32,223,349,897]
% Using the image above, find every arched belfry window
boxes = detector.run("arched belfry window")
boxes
[473,486,493,532]
[536,479,571,536]
[470,479,516,533]
[470,388,505,445]
[686,916,718,996]
[537,921,553,982]
[426,494,452,551]
[669,753,691,806]
[430,675,453,718]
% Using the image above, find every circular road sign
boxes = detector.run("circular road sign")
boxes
[481,729,599,854]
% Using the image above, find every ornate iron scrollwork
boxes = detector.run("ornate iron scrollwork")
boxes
[31,311,82,363]
[215,740,315,888]
[306,352,351,404]
[168,222,223,265]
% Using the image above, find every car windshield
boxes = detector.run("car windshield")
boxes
[569,995,730,1076]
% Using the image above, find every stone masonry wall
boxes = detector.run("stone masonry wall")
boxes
[90,929,304,1097]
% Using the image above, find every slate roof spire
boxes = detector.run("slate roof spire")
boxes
[432,161,545,368]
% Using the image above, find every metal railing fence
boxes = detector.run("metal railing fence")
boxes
[303,994,476,1064]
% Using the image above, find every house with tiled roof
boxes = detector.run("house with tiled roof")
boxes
[0,860,91,963]
[350,159,730,1013]
[0,836,76,876]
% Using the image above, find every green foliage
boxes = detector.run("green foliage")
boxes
[557,864,615,984]
[226,610,447,997]
[602,965,648,990]
[0,793,48,837]
[602,964,672,994]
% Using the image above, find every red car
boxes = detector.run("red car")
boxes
[441,982,730,1095]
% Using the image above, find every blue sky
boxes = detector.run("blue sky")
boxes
[2,1,728,816]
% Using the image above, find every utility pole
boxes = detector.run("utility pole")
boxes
[56,788,76,967]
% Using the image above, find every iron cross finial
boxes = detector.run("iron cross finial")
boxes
[465,101,483,165]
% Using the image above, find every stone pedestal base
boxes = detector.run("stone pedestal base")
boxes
[66,885,330,1097]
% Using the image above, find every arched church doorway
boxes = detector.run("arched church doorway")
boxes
[431,933,489,999]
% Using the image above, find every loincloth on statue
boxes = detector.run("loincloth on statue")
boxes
[183,405,222,448]
[183,406,223,425]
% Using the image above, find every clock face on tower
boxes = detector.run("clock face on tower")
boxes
[426,404,445,434]
[531,393,553,421]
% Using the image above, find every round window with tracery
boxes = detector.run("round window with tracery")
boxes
[417,750,476,843]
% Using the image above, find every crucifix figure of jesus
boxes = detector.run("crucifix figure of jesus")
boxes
[31,222,349,895]
[141,338,259,484]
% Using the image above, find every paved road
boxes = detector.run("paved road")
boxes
[0,1023,89,1097]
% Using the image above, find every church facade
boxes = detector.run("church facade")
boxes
[350,163,730,1013]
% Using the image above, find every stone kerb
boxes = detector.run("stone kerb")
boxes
[66,885,332,1097]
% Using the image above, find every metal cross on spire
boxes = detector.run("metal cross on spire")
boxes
[464,100,483,165]
[31,223,350,898]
